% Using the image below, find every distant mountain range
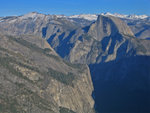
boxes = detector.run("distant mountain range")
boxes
[0,12,149,21]
[1,12,150,39]
[0,12,150,113]
[68,12,149,21]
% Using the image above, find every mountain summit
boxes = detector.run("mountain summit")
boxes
[88,15,134,41]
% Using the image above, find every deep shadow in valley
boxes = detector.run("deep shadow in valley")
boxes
[90,56,150,113]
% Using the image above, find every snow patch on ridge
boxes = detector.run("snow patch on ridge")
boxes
[69,14,98,21]
[102,12,148,20]
[68,13,149,21]
[19,12,45,21]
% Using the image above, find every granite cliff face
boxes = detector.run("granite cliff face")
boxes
[0,34,94,113]
[45,15,150,64]
[88,15,134,41]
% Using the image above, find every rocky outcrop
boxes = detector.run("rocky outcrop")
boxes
[0,34,94,113]
[88,15,134,41]
[57,15,150,64]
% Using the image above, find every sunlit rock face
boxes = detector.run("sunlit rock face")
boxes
[0,34,95,113]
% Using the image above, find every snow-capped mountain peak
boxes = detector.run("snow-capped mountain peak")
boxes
[127,14,148,19]
[69,14,98,21]
[19,12,45,20]
[68,12,149,21]
[101,12,148,20]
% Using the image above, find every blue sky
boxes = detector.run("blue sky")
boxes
[0,0,150,16]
